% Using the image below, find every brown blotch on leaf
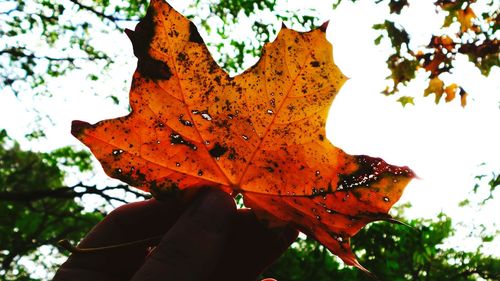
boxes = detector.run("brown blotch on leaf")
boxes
[311,61,320,67]
[71,120,91,137]
[126,8,172,80]
[170,132,197,150]
[319,21,329,32]
[209,142,228,158]
[337,155,414,191]
[150,179,180,201]
[189,22,204,44]
[138,59,172,80]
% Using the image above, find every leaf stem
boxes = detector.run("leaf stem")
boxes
[57,235,163,253]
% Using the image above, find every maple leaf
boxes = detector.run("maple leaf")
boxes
[71,0,414,274]
[424,77,445,104]
[397,96,415,107]
[444,83,458,103]
[457,6,480,33]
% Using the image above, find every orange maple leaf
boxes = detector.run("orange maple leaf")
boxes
[72,0,414,274]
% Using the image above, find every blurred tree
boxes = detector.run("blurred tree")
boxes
[0,129,147,280]
[261,206,500,281]
[1,0,497,105]
[369,0,499,106]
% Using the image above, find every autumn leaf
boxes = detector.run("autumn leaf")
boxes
[397,96,415,107]
[444,83,458,103]
[424,77,445,104]
[71,0,414,274]
[457,6,479,33]
[460,87,468,107]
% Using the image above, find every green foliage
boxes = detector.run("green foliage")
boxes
[464,168,499,206]
[262,210,500,281]
[2,0,497,103]
[40,147,93,173]
[193,0,321,74]
[397,96,415,107]
[262,237,349,280]
[197,0,277,20]
[0,130,103,279]
[373,20,409,55]
[0,0,113,96]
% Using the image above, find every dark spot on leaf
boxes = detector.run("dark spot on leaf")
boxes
[337,155,415,191]
[112,149,124,160]
[189,22,204,44]
[155,120,165,128]
[177,52,187,62]
[227,147,236,160]
[209,142,228,158]
[178,114,193,126]
[208,61,218,74]
[138,58,172,80]
[167,30,179,37]
[150,179,180,201]
[126,8,172,80]
[125,7,154,59]
[311,61,320,67]
[71,120,90,137]
[170,132,197,150]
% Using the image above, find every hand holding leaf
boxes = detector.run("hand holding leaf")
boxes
[72,0,414,273]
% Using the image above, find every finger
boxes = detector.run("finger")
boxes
[207,209,298,281]
[131,189,236,281]
[54,197,185,281]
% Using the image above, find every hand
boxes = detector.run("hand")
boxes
[53,189,298,281]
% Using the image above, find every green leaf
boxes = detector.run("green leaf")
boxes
[397,96,415,107]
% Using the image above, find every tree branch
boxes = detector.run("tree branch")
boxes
[0,47,90,63]
[0,183,148,203]
[67,0,138,24]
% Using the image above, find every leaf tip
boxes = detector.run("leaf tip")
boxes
[319,21,330,32]
[124,28,134,40]
[383,217,419,232]
[71,120,91,137]
[406,167,419,180]
[188,22,204,44]
[344,256,378,280]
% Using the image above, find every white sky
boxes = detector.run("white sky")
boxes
[1,0,498,257]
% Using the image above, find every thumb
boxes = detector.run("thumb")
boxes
[131,189,236,281]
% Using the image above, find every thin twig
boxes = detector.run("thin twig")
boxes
[58,235,163,253]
